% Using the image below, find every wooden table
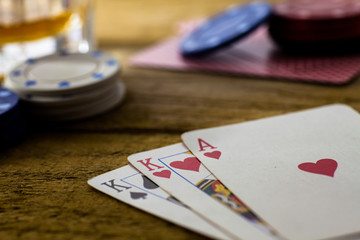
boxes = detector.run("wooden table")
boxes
[2,0,360,239]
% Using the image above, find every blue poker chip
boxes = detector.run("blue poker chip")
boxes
[0,87,27,150]
[0,87,19,122]
[0,105,26,151]
[0,107,21,129]
[180,2,272,57]
[0,118,26,150]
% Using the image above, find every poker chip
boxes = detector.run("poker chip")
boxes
[24,82,126,121]
[18,78,117,107]
[51,83,125,121]
[180,2,272,57]
[0,87,19,121]
[268,0,360,52]
[5,51,126,121]
[0,87,26,150]
[6,51,120,95]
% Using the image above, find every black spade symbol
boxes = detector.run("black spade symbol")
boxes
[130,192,147,200]
[142,175,159,190]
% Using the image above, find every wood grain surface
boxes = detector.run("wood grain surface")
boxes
[2,0,360,239]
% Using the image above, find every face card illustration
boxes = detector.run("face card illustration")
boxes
[182,104,360,240]
[88,164,229,240]
[158,147,275,234]
[128,143,277,240]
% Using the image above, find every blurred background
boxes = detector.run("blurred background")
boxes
[95,0,279,45]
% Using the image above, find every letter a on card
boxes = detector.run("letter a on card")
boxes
[198,138,216,152]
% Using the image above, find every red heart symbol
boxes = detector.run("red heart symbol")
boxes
[153,170,171,179]
[204,151,221,160]
[170,157,201,172]
[298,159,338,177]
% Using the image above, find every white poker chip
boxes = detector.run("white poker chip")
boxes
[5,51,120,95]
[19,77,119,107]
[26,82,126,121]
[26,81,121,114]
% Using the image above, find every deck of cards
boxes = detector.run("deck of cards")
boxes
[88,104,360,240]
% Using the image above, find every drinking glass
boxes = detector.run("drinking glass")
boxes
[0,0,95,79]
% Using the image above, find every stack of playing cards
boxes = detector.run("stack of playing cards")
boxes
[88,104,360,240]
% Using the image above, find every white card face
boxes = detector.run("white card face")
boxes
[182,104,360,240]
[128,143,276,240]
[88,164,229,240]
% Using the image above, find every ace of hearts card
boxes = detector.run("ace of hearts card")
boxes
[182,104,360,240]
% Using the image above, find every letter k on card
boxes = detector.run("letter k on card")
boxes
[136,158,172,179]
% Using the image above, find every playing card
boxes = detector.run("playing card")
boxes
[128,143,277,240]
[130,27,360,84]
[182,104,360,240]
[87,164,229,239]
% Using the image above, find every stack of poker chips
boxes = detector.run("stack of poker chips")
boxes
[0,87,26,150]
[4,51,125,121]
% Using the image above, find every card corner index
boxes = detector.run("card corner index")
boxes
[181,130,203,140]
[87,171,111,186]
